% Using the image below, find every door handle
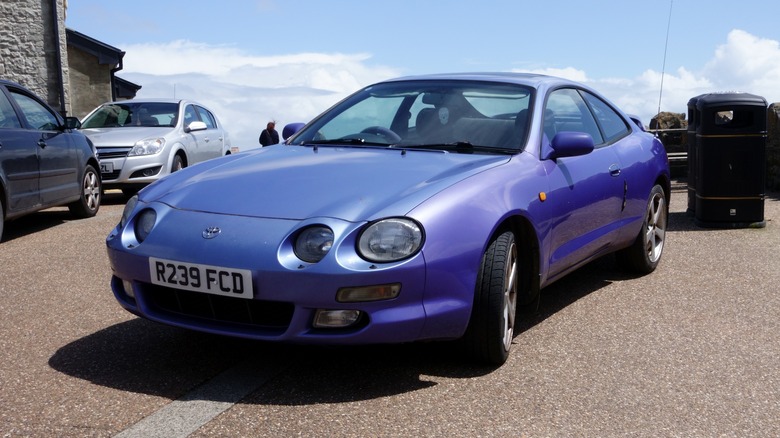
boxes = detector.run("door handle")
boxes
[608,164,621,177]
[38,139,47,148]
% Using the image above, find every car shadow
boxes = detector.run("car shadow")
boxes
[517,255,620,334]
[1,208,74,242]
[1,191,127,243]
[49,259,624,405]
[101,189,131,206]
[48,319,450,403]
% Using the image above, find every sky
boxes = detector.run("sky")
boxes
[64,0,780,150]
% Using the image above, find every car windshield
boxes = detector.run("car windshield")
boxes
[81,102,178,128]
[288,80,533,153]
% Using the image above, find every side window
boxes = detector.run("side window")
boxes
[183,105,199,127]
[582,92,629,143]
[196,106,217,129]
[10,90,59,130]
[0,91,22,128]
[545,88,603,144]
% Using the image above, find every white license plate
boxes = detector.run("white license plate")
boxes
[100,161,114,173]
[149,257,253,299]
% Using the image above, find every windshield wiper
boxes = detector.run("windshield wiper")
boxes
[305,138,391,147]
[395,142,517,155]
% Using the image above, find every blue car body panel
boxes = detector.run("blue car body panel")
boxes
[106,73,670,347]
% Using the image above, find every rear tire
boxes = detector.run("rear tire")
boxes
[463,230,518,366]
[68,164,101,218]
[617,184,667,274]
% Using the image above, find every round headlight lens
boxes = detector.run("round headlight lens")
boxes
[357,218,423,263]
[120,195,139,228]
[134,209,157,243]
[294,226,334,263]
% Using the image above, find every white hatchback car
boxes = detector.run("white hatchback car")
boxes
[80,99,232,196]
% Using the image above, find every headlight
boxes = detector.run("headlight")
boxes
[119,195,139,228]
[134,209,157,243]
[357,218,423,263]
[129,137,165,156]
[294,226,334,263]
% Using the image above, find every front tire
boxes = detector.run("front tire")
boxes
[463,230,519,365]
[171,154,185,173]
[68,164,101,218]
[617,184,667,274]
[0,197,5,242]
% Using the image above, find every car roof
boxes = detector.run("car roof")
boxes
[93,98,219,111]
[99,98,184,105]
[382,72,576,88]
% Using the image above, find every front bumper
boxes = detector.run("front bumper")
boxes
[105,207,474,344]
[98,150,170,187]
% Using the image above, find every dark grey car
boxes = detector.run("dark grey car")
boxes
[0,79,101,242]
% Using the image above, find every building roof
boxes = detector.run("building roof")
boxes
[66,28,124,65]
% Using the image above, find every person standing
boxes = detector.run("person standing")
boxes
[259,121,280,146]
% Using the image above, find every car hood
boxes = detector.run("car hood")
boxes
[80,127,172,146]
[142,145,511,222]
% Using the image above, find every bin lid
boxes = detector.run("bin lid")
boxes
[690,92,768,110]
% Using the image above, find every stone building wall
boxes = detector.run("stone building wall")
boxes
[0,0,70,114]
[67,45,113,118]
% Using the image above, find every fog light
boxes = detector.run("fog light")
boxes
[312,309,362,328]
[142,167,161,177]
[122,280,135,298]
[337,283,400,302]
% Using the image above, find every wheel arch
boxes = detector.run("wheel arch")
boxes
[490,213,541,306]
[87,156,101,180]
[656,174,672,211]
[173,147,188,167]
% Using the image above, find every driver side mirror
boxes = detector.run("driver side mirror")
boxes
[184,121,207,133]
[63,116,81,129]
[542,131,595,160]
[283,122,306,140]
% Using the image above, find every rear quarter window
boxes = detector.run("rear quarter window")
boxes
[582,92,630,143]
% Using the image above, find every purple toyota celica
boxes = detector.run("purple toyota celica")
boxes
[106,73,670,365]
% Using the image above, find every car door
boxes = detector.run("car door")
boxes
[9,88,78,206]
[182,103,210,164]
[0,86,39,213]
[541,88,625,279]
[195,105,225,159]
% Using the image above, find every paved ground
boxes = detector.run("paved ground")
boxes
[1,181,778,437]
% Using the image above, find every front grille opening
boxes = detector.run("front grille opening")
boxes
[141,283,294,332]
[97,150,130,159]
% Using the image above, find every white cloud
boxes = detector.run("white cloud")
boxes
[703,30,780,96]
[515,29,780,126]
[120,41,400,150]
[117,30,780,148]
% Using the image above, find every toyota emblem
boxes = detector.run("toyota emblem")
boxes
[202,226,221,239]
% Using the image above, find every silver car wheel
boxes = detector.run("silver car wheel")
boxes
[644,190,667,263]
[83,168,100,212]
[502,239,519,352]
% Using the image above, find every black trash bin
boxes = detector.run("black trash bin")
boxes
[686,92,767,228]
